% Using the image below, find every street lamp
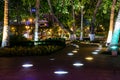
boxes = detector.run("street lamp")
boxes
[80,6,84,40]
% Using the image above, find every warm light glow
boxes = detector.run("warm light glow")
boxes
[13,19,17,22]
[22,64,33,68]
[29,18,33,23]
[11,27,15,30]
[11,27,15,32]
[75,45,79,48]
[54,71,68,74]
[22,19,26,23]
[85,57,93,61]
[2,0,9,47]
[72,50,78,53]
[70,27,73,31]
[99,45,102,49]
[25,26,30,29]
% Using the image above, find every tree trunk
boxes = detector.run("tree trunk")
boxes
[71,0,76,40]
[89,0,102,41]
[47,0,73,36]
[80,6,84,40]
[109,10,120,56]
[1,0,9,47]
[106,0,116,46]
[70,34,76,41]
[34,0,39,45]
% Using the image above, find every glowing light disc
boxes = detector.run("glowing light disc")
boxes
[22,64,33,68]
[54,71,68,74]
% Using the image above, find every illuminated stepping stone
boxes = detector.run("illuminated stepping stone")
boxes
[22,64,33,68]
[73,62,84,67]
[54,71,68,74]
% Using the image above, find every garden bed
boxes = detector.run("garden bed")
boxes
[0,45,65,57]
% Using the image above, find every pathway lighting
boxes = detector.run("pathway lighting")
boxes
[54,71,68,75]
[73,62,84,67]
[72,50,78,53]
[92,51,98,55]
[67,53,74,56]
[22,64,33,68]
[85,57,93,61]
[80,6,84,40]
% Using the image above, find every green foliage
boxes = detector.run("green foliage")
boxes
[0,1,4,21]
[1,0,120,40]
[9,0,26,19]
[40,0,49,14]
[100,0,112,14]
[0,45,63,57]
[10,34,28,47]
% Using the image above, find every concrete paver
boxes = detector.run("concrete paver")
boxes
[0,42,120,80]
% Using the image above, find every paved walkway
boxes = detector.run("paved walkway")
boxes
[0,41,120,80]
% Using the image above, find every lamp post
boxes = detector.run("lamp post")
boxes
[80,6,84,40]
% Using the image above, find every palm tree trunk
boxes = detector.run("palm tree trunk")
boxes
[109,9,120,56]
[89,0,102,41]
[80,6,84,40]
[70,0,76,40]
[34,0,39,45]
[1,0,9,47]
[106,0,116,46]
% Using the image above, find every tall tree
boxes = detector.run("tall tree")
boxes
[34,0,39,45]
[71,0,76,40]
[1,0,9,47]
[89,0,102,41]
[22,0,35,16]
[106,0,116,46]
[47,0,73,36]
[109,9,120,56]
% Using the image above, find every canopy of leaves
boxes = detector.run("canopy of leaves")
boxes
[0,0,120,32]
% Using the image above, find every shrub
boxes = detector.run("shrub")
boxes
[0,45,64,57]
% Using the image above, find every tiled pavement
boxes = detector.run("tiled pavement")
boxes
[0,42,120,80]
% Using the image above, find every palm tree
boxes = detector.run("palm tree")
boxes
[80,6,84,40]
[109,9,120,56]
[70,0,76,40]
[1,0,9,47]
[106,0,116,46]
[34,0,39,45]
